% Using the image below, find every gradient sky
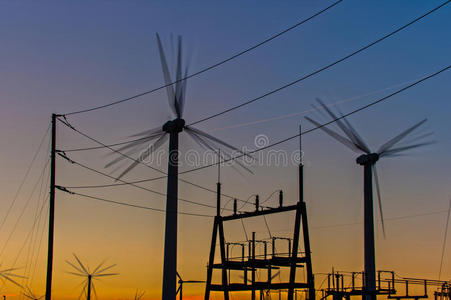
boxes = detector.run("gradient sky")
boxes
[0,1,450,300]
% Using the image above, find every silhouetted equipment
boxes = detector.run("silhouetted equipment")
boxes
[176,272,205,300]
[205,130,314,300]
[105,34,251,300]
[321,271,449,300]
[66,254,118,300]
[305,99,434,300]
[434,282,451,300]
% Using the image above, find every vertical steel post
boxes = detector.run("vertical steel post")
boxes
[45,114,57,300]
[363,163,376,300]
[252,232,256,300]
[162,130,179,300]
[87,275,92,300]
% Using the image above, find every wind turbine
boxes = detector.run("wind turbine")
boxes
[23,286,43,300]
[106,34,251,300]
[176,272,205,300]
[66,254,118,300]
[305,99,434,300]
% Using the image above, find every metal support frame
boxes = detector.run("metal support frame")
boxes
[205,192,314,300]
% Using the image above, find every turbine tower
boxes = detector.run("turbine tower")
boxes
[106,34,251,300]
[305,99,434,300]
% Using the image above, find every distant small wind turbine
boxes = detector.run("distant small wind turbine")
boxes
[176,272,205,300]
[66,254,118,300]
[305,98,434,299]
[106,34,252,300]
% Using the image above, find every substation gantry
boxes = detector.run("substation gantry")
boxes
[204,161,315,300]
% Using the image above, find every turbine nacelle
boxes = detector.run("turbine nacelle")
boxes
[163,118,185,134]
[356,153,379,166]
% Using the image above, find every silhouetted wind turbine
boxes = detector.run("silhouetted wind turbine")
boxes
[106,34,251,300]
[176,272,205,300]
[305,99,434,300]
[66,254,118,300]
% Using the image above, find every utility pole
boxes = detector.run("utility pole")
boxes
[45,113,57,300]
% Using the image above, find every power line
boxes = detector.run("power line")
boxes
[188,0,451,126]
[0,123,50,235]
[59,135,155,152]
[62,0,343,117]
[57,153,223,211]
[59,189,213,218]
[0,158,50,259]
[57,119,245,202]
[60,63,451,187]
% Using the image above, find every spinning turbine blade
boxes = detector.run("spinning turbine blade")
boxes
[174,36,183,118]
[92,282,98,300]
[93,273,119,277]
[105,141,154,168]
[179,66,189,117]
[95,263,117,275]
[316,98,368,152]
[73,254,89,274]
[373,165,385,238]
[186,126,253,160]
[377,119,427,154]
[129,127,164,138]
[304,116,361,153]
[66,260,86,274]
[336,107,371,153]
[92,259,107,275]
[399,131,434,146]
[156,33,177,117]
[0,273,23,288]
[186,130,253,174]
[111,133,163,154]
[78,282,87,300]
[66,271,87,277]
[115,134,168,180]
[379,141,436,158]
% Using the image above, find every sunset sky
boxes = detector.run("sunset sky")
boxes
[0,1,450,300]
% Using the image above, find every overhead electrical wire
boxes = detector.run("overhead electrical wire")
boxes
[0,157,50,260]
[57,155,223,211]
[57,119,245,203]
[0,123,50,235]
[188,0,451,126]
[60,190,214,218]
[58,63,451,187]
[62,0,343,116]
